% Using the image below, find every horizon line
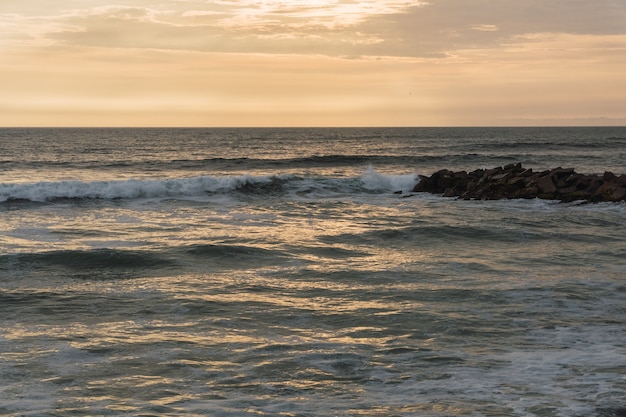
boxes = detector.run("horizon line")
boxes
[2,125,626,129]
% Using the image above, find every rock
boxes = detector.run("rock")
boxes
[560,191,592,203]
[513,186,540,200]
[611,187,626,201]
[484,167,502,177]
[412,164,626,203]
[504,162,523,172]
[558,185,578,195]
[520,168,533,177]
[603,171,617,181]
[550,167,575,178]
[412,175,430,192]
[594,181,626,202]
[536,175,557,194]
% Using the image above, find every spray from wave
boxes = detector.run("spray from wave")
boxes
[360,166,418,194]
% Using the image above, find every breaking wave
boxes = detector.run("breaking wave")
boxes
[0,169,419,203]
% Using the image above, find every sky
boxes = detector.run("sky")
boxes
[1,0,625,127]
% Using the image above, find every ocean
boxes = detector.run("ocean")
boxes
[0,127,625,417]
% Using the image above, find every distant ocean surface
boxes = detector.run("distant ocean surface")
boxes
[1,127,625,417]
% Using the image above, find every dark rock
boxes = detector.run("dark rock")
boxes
[537,175,557,194]
[559,190,592,203]
[491,172,512,181]
[412,164,625,203]
[558,185,578,195]
[507,176,528,188]
[412,175,430,192]
[550,167,575,179]
[587,178,605,194]
[520,168,533,177]
[611,187,626,201]
[424,169,455,193]
[484,167,502,177]
[603,171,617,181]
[594,181,626,202]
[504,162,523,172]
[513,186,540,199]
[469,168,486,179]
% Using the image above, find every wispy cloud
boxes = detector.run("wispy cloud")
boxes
[33,2,418,56]
[3,0,625,58]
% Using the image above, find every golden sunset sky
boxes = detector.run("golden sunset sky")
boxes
[2,0,625,126]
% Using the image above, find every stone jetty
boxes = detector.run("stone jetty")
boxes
[412,163,626,202]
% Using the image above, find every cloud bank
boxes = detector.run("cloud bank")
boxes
[4,0,625,57]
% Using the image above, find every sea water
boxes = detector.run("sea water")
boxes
[0,127,625,416]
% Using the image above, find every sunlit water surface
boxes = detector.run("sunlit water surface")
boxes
[1,127,625,416]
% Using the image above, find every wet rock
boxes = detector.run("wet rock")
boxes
[536,175,557,194]
[604,171,617,181]
[412,164,626,203]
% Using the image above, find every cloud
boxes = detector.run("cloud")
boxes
[4,2,422,56]
[4,0,625,58]
[38,3,402,55]
[358,0,626,57]
[472,25,498,32]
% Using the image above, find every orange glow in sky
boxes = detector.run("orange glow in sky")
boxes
[1,1,625,126]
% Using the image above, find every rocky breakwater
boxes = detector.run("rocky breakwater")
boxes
[412,163,626,203]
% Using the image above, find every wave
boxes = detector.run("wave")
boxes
[0,248,177,276]
[319,224,527,247]
[0,154,522,172]
[0,245,289,272]
[0,174,285,203]
[0,169,419,203]
[184,243,288,260]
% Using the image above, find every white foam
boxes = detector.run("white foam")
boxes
[0,174,276,202]
[360,166,418,194]
[1,170,422,203]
